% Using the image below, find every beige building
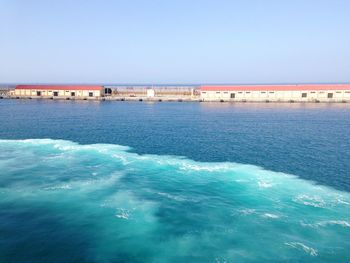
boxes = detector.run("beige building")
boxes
[200,84,350,102]
[13,85,104,98]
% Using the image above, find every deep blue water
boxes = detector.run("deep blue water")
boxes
[0,100,350,262]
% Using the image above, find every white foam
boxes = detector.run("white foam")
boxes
[336,198,350,205]
[177,161,244,173]
[115,208,130,220]
[157,192,187,202]
[53,144,78,151]
[179,163,226,172]
[293,194,326,208]
[262,213,279,219]
[285,242,318,256]
[104,191,158,223]
[112,154,130,165]
[258,180,273,188]
[234,179,249,183]
[23,138,60,145]
[2,139,350,233]
[44,184,72,190]
[237,209,256,215]
[317,220,350,228]
[213,258,229,263]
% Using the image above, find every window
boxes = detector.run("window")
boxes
[327,93,333,98]
[224,92,228,94]
[89,92,94,97]
[261,92,266,94]
[345,91,350,93]
[230,93,235,98]
[216,92,220,94]
[302,93,307,98]
[269,92,274,94]
[238,92,242,94]
[53,92,58,96]
[202,92,206,94]
[311,91,316,93]
[246,92,251,94]
[71,92,75,97]
[336,91,341,93]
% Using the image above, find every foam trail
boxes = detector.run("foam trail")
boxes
[0,139,349,262]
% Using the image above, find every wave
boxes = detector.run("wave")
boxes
[301,220,350,228]
[285,242,318,257]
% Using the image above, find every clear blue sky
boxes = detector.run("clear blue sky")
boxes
[1,0,349,84]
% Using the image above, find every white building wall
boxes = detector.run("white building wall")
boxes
[200,90,350,102]
[14,89,102,98]
[147,89,155,97]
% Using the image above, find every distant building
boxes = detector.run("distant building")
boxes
[200,84,350,102]
[13,85,104,98]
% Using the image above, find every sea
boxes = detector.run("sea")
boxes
[0,99,349,263]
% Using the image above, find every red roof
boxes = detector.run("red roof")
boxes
[16,85,103,91]
[200,84,350,91]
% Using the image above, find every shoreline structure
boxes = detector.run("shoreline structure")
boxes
[1,84,350,103]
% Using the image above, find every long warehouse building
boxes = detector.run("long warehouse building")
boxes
[200,84,350,102]
[13,85,105,99]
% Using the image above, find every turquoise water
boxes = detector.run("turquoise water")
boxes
[1,100,350,262]
[1,139,349,262]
